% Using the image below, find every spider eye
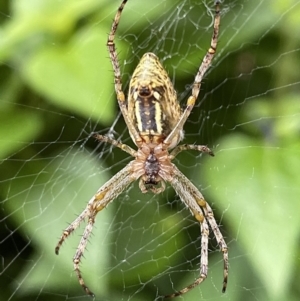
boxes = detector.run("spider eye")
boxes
[144,177,158,186]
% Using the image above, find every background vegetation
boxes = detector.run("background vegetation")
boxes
[0,1,299,301]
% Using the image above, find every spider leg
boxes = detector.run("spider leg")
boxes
[200,199,228,293]
[164,164,228,298]
[164,1,220,147]
[56,162,137,296]
[165,210,209,299]
[169,144,214,160]
[107,0,142,145]
[94,133,136,157]
[55,207,91,255]
[73,214,97,297]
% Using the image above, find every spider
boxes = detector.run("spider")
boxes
[55,0,228,298]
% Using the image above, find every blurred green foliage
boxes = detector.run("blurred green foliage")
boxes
[0,1,300,301]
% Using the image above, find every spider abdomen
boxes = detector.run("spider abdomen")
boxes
[128,52,183,148]
[135,93,163,136]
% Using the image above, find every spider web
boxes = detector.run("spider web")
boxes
[1,0,300,301]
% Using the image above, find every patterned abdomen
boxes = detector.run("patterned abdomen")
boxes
[128,53,183,148]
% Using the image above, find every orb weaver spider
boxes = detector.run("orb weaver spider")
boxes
[55,0,228,298]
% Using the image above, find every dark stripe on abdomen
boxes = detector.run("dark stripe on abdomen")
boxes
[135,96,163,135]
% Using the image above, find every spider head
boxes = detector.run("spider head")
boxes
[139,152,165,194]
[144,153,160,184]
[134,143,170,194]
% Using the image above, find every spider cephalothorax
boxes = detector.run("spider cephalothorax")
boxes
[132,142,172,194]
[55,0,228,298]
[144,153,161,185]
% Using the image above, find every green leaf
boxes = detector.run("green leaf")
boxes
[22,26,116,124]
[0,110,42,159]
[203,96,300,300]
[4,149,112,296]
[0,0,100,61]
[110,189,186,288]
